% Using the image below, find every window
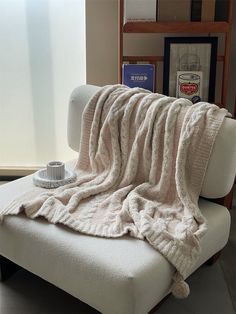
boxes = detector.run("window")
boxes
[0,0,86,173]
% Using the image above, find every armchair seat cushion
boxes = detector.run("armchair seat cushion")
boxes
[0,173,230,314]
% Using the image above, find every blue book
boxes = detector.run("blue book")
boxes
[122,64,155,92]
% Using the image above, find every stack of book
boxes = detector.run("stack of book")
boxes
[124,0,229,22]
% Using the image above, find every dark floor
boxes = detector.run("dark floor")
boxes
[0,182,235,314]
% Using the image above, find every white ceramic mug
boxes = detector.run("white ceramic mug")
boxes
[46,161,65,180]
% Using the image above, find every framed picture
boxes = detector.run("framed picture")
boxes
[163,37,218,103]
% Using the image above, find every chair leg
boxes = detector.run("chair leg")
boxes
[205,251,221,266]
[0,255,21,281]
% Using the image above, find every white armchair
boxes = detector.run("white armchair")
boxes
[0,85,236,314]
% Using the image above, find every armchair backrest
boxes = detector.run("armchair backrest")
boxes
[67,85,236,199]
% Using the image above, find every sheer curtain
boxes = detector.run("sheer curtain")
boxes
[0,0,86,170]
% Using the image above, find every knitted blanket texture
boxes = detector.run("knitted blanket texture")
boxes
[0,85,229,298]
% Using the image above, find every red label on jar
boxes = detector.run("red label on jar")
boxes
[180,83,198,96]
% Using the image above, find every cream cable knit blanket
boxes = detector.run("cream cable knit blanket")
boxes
[0,85,229,298]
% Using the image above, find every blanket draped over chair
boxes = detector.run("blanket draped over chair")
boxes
[0,85,229,298]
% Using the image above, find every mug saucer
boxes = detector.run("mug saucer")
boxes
[33,168,77,189]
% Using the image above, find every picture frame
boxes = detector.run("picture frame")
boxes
[163,37,218,103]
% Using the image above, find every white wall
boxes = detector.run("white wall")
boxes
[0,0,86,167]
[86,0,118,86]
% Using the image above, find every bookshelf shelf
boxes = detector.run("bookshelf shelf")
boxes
[123,21,230,34]
[123,55,225,62]
[118,0,233,107]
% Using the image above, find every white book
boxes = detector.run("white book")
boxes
[124,0,157,23]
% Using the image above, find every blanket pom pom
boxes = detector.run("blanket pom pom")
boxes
[171,272,190,299]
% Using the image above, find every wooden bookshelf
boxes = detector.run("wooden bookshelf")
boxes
[118,0,233,107]
[123,21,230,34]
